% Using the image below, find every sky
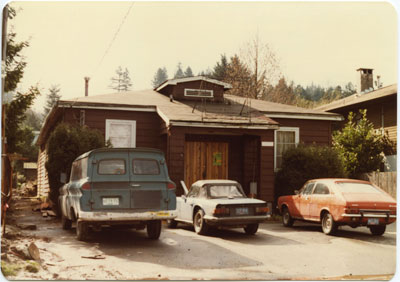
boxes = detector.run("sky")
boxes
[5,1,399,113]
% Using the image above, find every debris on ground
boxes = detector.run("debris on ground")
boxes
[28,243,41,262]
[81,254,106,260]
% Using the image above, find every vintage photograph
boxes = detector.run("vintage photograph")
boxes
[1,1,397,280]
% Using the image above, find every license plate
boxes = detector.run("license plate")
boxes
[368,218,379,225]
[236,207,249,215]
[102,197,119,206]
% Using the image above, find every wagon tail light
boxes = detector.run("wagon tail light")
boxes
[255,206,269,215]
[81,182,91,190]
[167,182,176,190]
[389,204,396,215]
[213,206,230,216]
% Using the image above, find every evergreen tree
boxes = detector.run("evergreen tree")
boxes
[151,67,168,88]
[174,62,184,79]
[212,54,228,81]
[224,55,252,97]
[43,85,61,117]
[184,66,194,77]
[110,66,132,92]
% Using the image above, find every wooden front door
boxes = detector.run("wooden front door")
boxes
[184,141,228,188]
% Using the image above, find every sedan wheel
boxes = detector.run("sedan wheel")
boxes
[194,210,209,235]
[369,225,386,236]
[321,212,337,235]
[282,208,294,227]
[244,223,259,235]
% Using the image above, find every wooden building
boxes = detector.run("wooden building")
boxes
[37,76,342,202]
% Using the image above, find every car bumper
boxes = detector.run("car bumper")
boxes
[203,215,269,226]
[340,213,396,225]
[78,210,177,222]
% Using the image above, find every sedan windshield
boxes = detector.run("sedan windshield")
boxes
[336,182,381,194]
[209,185,245,199]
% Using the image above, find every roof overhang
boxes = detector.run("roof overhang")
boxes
[155,76,232,92]
[265,113,343,121]
[169,121,279,130]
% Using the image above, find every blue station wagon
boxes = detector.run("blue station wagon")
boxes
[59,148,177,241]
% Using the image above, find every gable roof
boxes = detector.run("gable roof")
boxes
[316,84,397,112]
[154,76,232,92]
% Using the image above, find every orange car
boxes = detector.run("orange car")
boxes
[277,179,396,236]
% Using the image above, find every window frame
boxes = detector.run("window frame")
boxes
[274,127,300,171]
[132,158,160,175]
[97,158,127,175]
[184,88,214,98]
[105,119,136,148]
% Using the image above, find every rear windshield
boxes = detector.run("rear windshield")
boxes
[133,159,160,175]
[209,185,245,199]
[336,182,381,194]
[98,159,126,175]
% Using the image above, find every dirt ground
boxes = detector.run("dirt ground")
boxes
[1,194,396,280]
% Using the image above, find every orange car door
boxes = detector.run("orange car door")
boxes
[297,182,315,219]
[309,183,331,221]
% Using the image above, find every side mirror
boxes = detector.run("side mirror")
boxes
[60,173,67,184]
[294,190,299,195]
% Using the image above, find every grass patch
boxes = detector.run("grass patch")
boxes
[1,261,22,277]
[25,261,40,273]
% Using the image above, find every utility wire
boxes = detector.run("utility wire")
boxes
[91,2,135,78]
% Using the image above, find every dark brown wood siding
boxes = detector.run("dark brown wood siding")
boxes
[62,108,163,149]
[273,118,333,145]
[172,80,225,102]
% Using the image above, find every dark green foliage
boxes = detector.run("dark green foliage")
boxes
[211,54,228,81]
[43,85,61,117]
[5,87,40,154]
[184,66,194,77]
[274,144,347,199]
[45,123,106,205]
[174,62,184,79]
[151,67,168,88]
[333,110,389,178]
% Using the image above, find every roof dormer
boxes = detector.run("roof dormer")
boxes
[154,76,232,103]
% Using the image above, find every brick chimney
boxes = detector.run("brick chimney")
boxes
[357,68,373,92]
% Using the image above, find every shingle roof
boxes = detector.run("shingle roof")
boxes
[316,84,397,112]
[59,89,278,128]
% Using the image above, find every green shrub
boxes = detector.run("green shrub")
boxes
[45,123,106,206]
[1,261,21,277]
[274,144,347,200]
[333,110,391,178]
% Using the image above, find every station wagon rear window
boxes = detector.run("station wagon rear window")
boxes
[336,182,381,194]
[133,159,160,175]
[70,157,88,181]
[209,185,245,199]
[98,159,126,175]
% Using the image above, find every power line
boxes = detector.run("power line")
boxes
[91,2,135,78]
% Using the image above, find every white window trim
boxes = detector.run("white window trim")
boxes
[184,88,214,98]
[105,119,136,148]
[274,127,300,171]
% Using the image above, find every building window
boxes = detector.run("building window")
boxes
[274,127,299,170]
[105,119,136,148]
[184,88,213,98]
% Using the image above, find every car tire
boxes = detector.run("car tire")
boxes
[61,215,72,230]
[76,221,89,241]
[321,212,337,235]
[369,225,386,236]
[147,220,162,240]
[244,223,259,235]
[167,219,178,229]
[282,207,294,227]
[193,209,209,235]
